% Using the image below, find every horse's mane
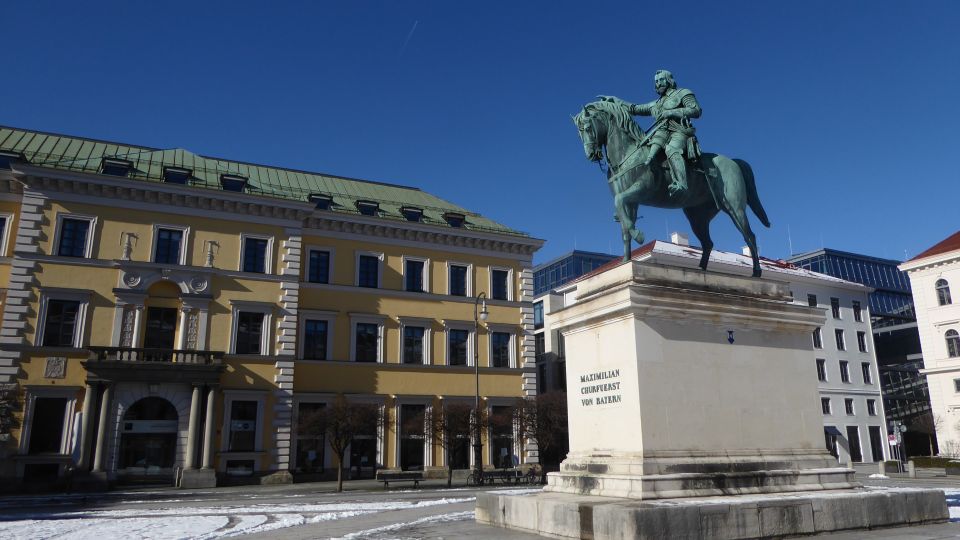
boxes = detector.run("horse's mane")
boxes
[584,100,646,144]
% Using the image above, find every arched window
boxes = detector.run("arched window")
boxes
[937,279,952,306]
[947,330,960,358]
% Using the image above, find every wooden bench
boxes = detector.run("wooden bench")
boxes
[377,471,423,488]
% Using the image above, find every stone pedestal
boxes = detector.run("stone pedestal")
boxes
[478,262,948,538]
[179,468,217,489]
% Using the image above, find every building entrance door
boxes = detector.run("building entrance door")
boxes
[118,397,179,482]
[144,307,177,349]
[868,426,885,463]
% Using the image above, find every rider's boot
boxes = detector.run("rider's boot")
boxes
[667,153,688,196]
[642,144,663,166]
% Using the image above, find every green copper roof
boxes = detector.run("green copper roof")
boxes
[0,126,527,237]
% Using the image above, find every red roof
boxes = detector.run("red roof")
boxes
[908,231,960,262]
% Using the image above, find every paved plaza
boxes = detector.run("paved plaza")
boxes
[0,470,957,539]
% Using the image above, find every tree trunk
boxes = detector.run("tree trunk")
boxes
[336,452,344,492]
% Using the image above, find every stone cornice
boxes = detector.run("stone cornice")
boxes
[17,165,314,224]
[307,214,543,258]
[899,251,960,274]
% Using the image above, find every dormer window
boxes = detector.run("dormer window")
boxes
[309,193,333,210]
[101,158,132,177]
[162,166,191,185]
[443,212,465,228]
[0,151,26,169]
[220,174,248,192]
[401,206,423,222]
[356,200,379,217]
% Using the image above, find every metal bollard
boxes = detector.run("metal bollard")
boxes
[878,461,886,475]
[907,460,916,478]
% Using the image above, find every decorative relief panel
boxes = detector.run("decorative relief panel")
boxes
[43,357,67,379]
[120,306,136,347]
[186,312,199,350]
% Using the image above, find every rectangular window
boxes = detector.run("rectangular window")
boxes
[405,259,425,292]
[853,300,862,322]
[869,426,884,462]
[535,333,545,358]
[296,402,326,473]
[308,250,330,284]
[861,362,872,384]
[448,329,469,366]
[143,307,177,349]
[813,327,823,349]
[807,294,817,307]
[824,428,839,458]
[28,397,67,454]
[831,297,841,319]
[857,331,868,353]
[835,329,845,351]
[534,302,544,330]
[449,265,468,296]
[403,326,425,364]
[153,228,184,264]
[840,360,850,383]
[303,319,328,360]
[816,358,827,382]
[821,397,831,415]
[42,299,81,347]
[355,323,379,362]
[490,405,515,469]
[228,400,258,452]
[867,399,877,416]
[955,378,960,393]
[57,218,91,258]
[0,215,7,255]
[358,255,379,288]
[242,237,269,273]
[846,426,862,462]
[235,312,265,354]
[491,269,509,301]
[399,404,426,471]
[845,398,854,415]
[491,332,511,368]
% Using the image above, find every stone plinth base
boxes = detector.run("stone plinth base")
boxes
[179,468,217,489]
[476,488,948,540]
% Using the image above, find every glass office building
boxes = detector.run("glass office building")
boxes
[533,250,618,296]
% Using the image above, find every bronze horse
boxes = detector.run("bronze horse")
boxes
[574,99,770,277]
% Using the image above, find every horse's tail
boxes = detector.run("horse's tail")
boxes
[734,158,770,228]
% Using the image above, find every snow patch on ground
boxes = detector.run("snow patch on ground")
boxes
[332,510,475,539]
[868,474,889,479]
[486,487,543,496]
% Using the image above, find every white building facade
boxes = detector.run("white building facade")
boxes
[535,239,890,464]
[899,231,960,456]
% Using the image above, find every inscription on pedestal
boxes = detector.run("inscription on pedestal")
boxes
[579,368,622,407]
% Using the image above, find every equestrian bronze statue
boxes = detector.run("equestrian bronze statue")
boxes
[574,70,770,277]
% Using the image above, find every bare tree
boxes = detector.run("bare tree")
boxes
[0,385,20,445]
[298,401,387,492]
[427,402,487,487]
[515,392,568,484]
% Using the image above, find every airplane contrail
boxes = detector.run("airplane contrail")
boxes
[399,20,419,57]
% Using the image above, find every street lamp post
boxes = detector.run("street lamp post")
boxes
[473,292,488,484]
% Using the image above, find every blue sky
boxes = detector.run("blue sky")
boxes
[4,1,958,264]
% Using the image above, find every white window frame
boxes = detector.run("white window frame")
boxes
[292,393,334,471]
[0,212,12,256]
[305,245,335,284]
[857,331,868,353]
[19,386,79,456]
[36,289,92,348]
[53,213,98,259]
[816,358,827,382]
[867,399,877,416]
[446,261,473,297]
[443,320,475,367]
[221,390,267,458]
[394,397,432,470]
[821,397,831,415]
[402,255,430,293]
[835,329,846,351]
[487,324,517,369]
[238,233,274,274]
[299,310,337,361]
[844,398,855,416]
[489,266,514,301]
[229,301,274,355]
[150,223,190,265]
[398,316,432,365]
[350,313,386,363]
[830,297,842,320]
[839,360,850,383]
[355,250,384,288]
[846,425,862,462]
[487,398,520,468]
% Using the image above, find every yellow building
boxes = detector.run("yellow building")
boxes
[0,126,542,488]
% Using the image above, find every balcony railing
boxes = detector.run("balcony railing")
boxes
[88,346,224,365]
